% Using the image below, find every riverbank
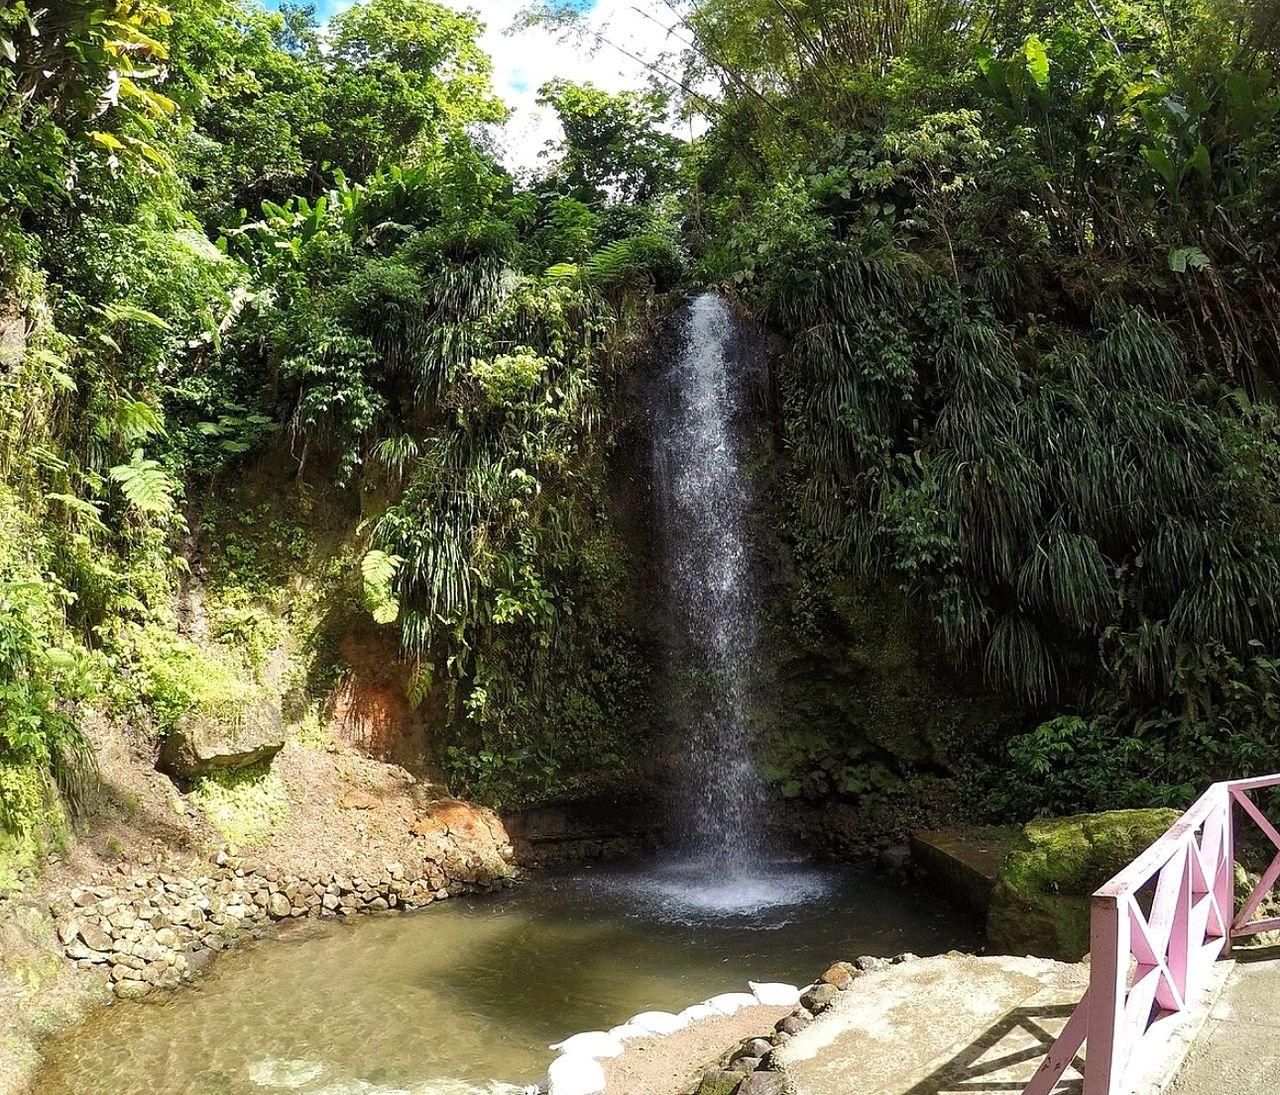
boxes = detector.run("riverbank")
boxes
[0,720,516,1095]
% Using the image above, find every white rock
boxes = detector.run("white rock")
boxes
[678,1003,719,1024]
[549,1031,625,1059]
[545,1054,606,1095]
[606,1023,651,1044]
[749,981,802,1007]
[627,1010,687,1036]
[706,992,758,1016]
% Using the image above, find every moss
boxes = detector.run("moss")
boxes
[987,808,1181,960]
[187,760,288,846]
[127,624,262,733]
[754,578,1014,802]
[0,760,67,893]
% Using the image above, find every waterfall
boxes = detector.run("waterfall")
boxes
[653,291,771,865]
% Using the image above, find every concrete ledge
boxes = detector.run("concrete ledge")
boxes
[910,826,1023,918]
[776,952,1088,1095]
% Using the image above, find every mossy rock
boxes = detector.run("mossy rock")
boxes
[987,808,1180,961]
[159,696,285,781]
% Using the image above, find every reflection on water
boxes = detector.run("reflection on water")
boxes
[34,859,978,1094]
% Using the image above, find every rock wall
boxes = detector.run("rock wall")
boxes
[45,799,514,1001]
[504,794,665,865]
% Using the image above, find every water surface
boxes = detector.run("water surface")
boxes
[35,860,977,1095]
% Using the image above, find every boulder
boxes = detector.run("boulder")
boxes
[776,1011,811,1036]
[78,923,113,953]
[987,808,1180,961]
[819,962,856,990]
[113,979,153,1000]
[737,1075,786,1095]
[158,697,285,780]
[733,1038,773,1061]
[695,1071,743,1095]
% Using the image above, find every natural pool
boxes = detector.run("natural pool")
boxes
[34,858,978,1095]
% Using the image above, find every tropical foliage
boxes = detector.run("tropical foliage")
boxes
[0,0,683,830]
[683,0,1280,810]
[6,0,1280,836]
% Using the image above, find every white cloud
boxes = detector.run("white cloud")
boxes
[268,0,694,171]
[474,0,693,172]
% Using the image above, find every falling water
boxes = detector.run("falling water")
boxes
[652,292,772,865]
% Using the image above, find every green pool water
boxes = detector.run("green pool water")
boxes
[33,858,979,1095]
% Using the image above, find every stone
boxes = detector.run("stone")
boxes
[157,695,285,779]
[109,907,138,931]
[267,893,290,919]
[113,979,153,1000]
[986,808,1180,961]
[777,1012,812,1036]
[749,982,801,1007]
[736,1075,786,1095]
[695,1070,742,1095]
[56,918,81,946]
[78,923,113,953]
[727,1057,762,1073]
[734,1039,773,1061]
[64,942,102,962]
[854,955,890,972]
[801,982,840,1012]
[819,962,857,990]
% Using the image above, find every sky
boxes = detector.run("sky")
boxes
[264,0,694,173]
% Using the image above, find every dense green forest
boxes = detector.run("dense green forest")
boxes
[3,0,1280,865]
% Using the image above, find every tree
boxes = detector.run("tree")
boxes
[537,79,684,204]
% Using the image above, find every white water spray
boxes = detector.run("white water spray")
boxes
[653,292,772,864]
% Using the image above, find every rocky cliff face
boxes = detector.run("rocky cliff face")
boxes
[618,298,1015,846]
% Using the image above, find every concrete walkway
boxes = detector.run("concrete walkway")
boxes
[775,953,1087,1095]
[1168,950,1280,1094]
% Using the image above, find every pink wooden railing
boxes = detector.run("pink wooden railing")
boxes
[1023,774,1280,1095]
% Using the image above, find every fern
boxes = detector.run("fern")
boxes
[360,549,403,625]
[108,450,175,515]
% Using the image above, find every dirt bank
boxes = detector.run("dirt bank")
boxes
[0,718,514,1095]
